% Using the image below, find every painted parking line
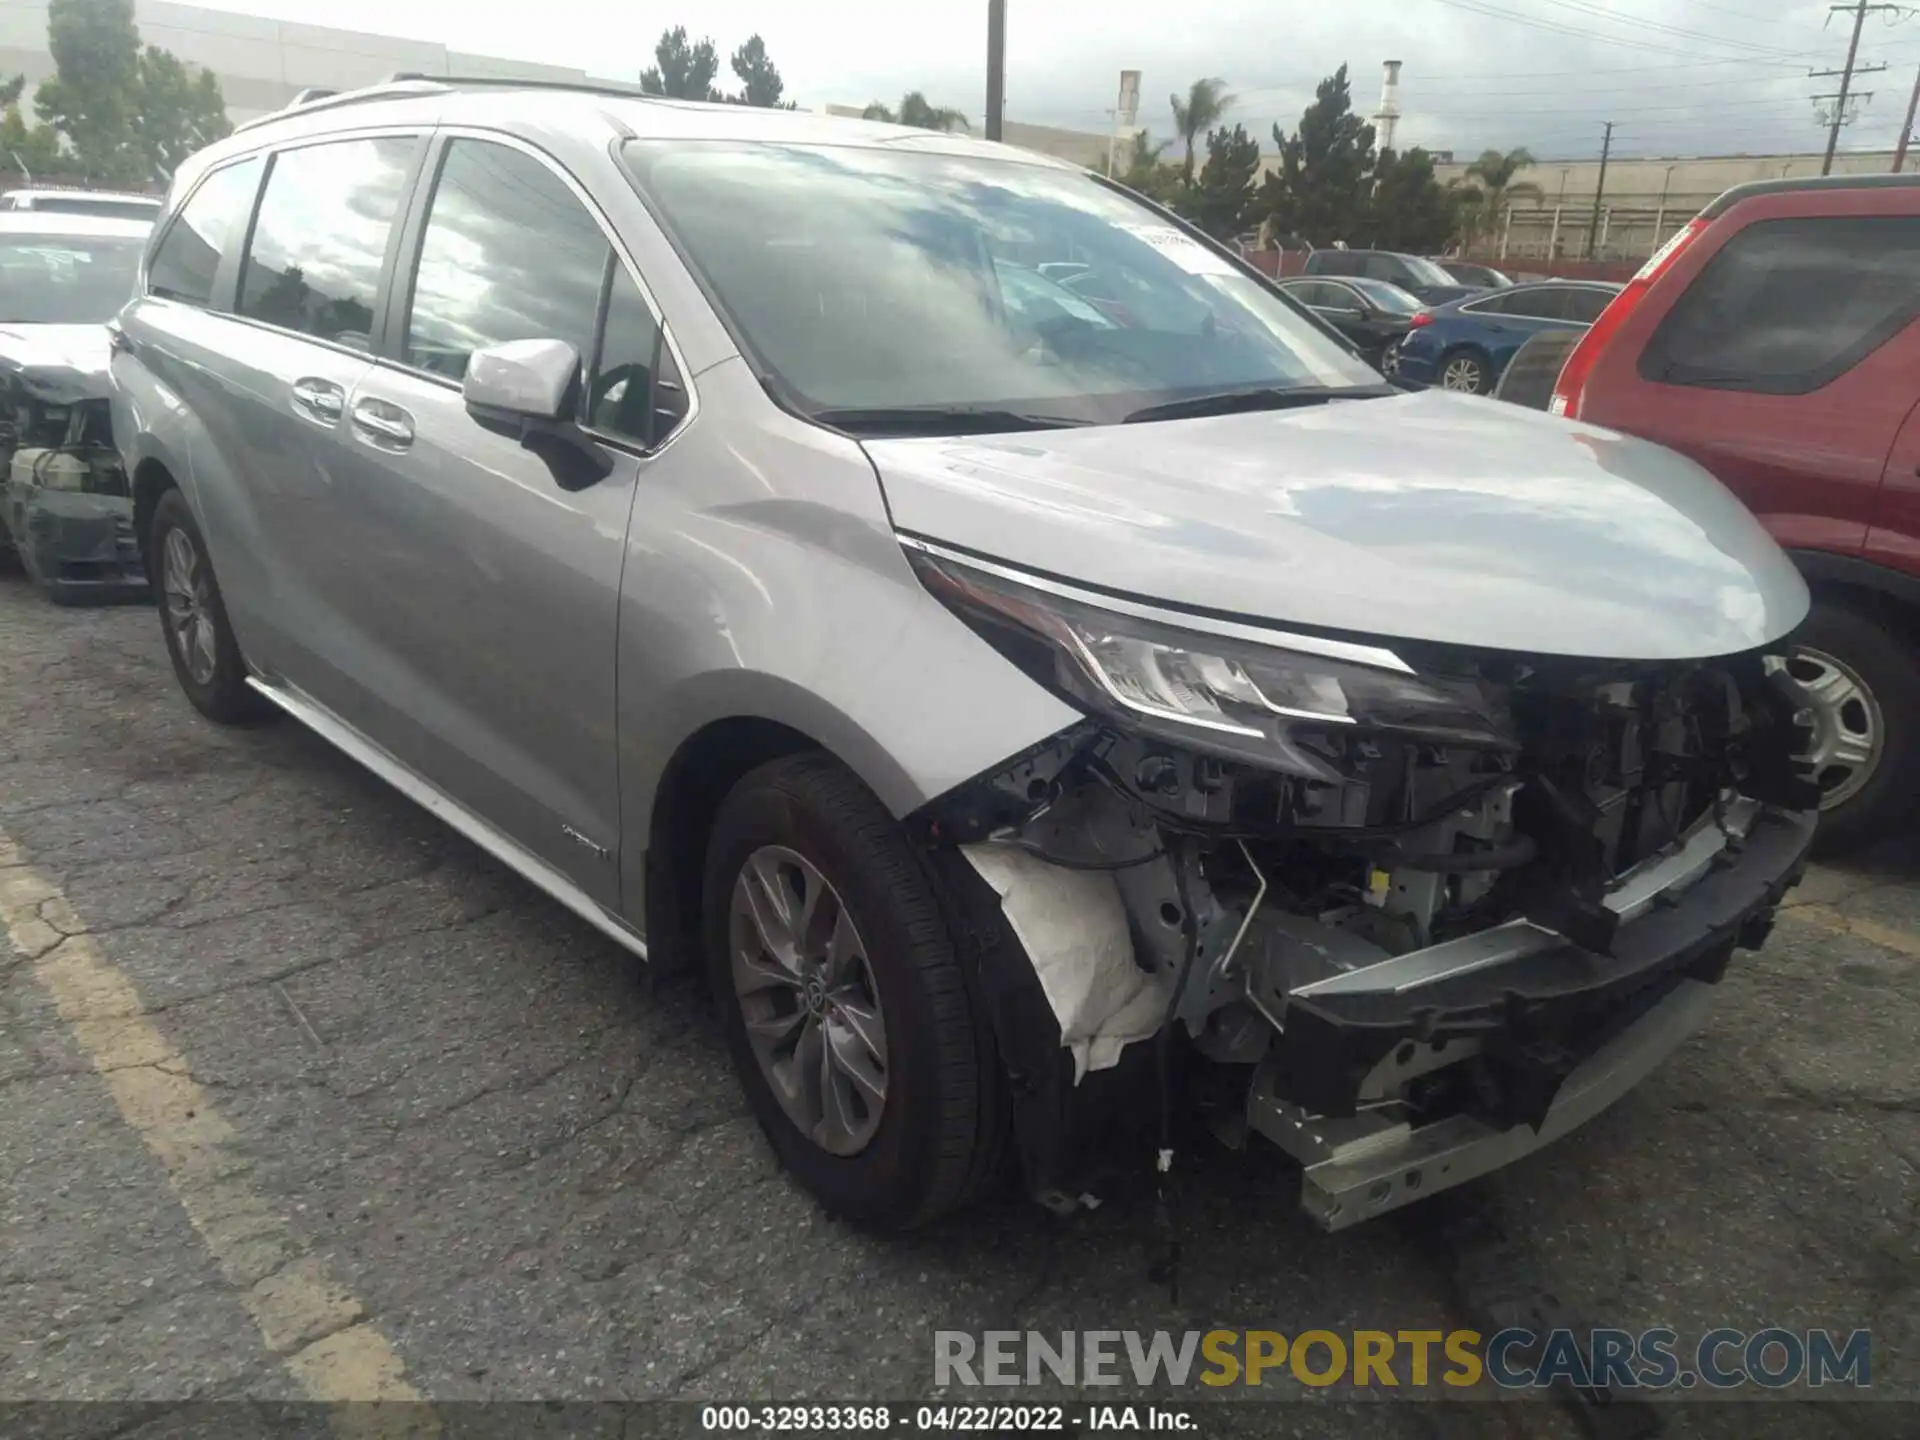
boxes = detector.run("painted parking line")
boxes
[0,830,438,1435]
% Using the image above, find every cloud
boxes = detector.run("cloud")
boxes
[201,0,1919,158]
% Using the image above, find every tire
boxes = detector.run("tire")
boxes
[1438,347,1493,395]
[1494,331,1581,411]
[1788,596,1920,854]
[703,753,1007,1229]
[149,487,272,725]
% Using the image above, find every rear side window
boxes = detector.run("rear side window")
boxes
[1361,255,1407,284]
[1311,251,1358,276]
[239,137,418,348]
[402,139,608,381]
[147,158,262,307]
[1640,216,1920,394]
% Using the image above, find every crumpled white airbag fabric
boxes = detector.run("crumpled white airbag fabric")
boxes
[960,842,1170,1082]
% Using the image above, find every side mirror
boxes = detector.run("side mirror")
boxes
[462,338,612,492]
[462,338,579,421]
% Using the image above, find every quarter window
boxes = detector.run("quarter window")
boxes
[239,137,417,348]
[403,140,608,382]
[147,157,262,307]
[588,267,685,447]
[1639,216,1920,394]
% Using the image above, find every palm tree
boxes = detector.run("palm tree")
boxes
[862,92,969,132]
[1462,146,1543,244]
[1170,77,1234,183]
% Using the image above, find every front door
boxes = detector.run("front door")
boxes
[319,136,662,905]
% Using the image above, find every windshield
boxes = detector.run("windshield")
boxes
[624,140,1378,427]
[0,237,143,323]
[1397,254,1459,288]
[1346,278,1425,314]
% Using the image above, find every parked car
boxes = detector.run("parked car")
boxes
[1275,275,1424,367]
[1551,172,1920,848]
[0,211,150,601]
[1301,248,1483,305]
[113,79,1817,1235]
[1435,259,1514,289]
[0,189,162,222]
[1396,281,1622,395]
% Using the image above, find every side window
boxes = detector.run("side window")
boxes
[1562,287,1614,325]
[1462,293,1511,317]
[1285,281,1328,307]
[147,157,262,307]
[1315,251,1357,276]
[588,266,687,447]
[1361,255,1406,284]
[239,137,416,348]
[1640,216,1920,394]
[403,139,607,381]
[1500,287,1570,321]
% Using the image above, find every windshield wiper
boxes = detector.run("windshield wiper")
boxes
[811,405,1088,437]
[1123,384,1395,425]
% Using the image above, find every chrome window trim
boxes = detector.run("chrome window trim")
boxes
[897,533,1416,673]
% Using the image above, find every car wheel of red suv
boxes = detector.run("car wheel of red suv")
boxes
[1789,597,1920,853]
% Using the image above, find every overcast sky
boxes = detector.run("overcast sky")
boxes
[202,0,1920,160]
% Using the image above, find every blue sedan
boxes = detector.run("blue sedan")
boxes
[1393,280,1621,394]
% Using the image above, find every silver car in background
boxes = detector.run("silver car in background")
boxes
[111,78,1818,1233]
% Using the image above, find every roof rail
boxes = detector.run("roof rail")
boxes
[233,71,674,135]
[385,71,665,101]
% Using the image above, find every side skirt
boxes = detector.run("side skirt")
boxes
[245,677,650,964]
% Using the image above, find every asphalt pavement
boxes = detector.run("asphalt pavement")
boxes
[0,572,1914,1439]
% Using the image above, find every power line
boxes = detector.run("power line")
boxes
[1525,0,1830,56]
[1417,0,1814,64]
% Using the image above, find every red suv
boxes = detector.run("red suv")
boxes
[1550,173,1920,848]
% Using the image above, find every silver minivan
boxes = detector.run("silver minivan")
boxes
[112,78,1819,1233]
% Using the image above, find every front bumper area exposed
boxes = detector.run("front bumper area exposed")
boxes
[2,485,145,603]
[1245,798,1815,1229]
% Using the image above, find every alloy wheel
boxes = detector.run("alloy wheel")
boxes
[161,526,217,686]
[1379,340,1402,377]
[729,845,888,1157]
[1441,356,1484,392]
[1788,645,1883,810]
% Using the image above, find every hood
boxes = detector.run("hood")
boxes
[864,389,1809,662]
[0,323,111,402]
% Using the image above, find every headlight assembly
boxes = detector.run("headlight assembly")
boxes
[905,539,1513,775]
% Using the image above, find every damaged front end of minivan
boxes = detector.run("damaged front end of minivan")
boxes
[904,538,1818,1230]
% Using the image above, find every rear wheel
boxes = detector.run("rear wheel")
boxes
[1789,596,1920,853]
[703,753,1007,1228]
[1438,347,1492,395]
[150,487,271,726]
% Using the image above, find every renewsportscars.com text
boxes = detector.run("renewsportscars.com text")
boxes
[934,1328,1872,1391]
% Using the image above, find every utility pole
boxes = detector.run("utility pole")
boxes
[985,0,1006,141]
[1585,122,1613,262]
[1814,1,1898,175]
[1896,63,1920,172]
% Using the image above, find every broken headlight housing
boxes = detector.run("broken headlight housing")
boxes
[906,540,1513,776]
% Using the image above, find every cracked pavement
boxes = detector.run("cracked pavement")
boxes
[0,574,1915,1436]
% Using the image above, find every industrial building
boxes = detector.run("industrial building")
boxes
[0,0,591,125]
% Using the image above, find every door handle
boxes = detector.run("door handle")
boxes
[291,377,345,426]
[350,397,415,449]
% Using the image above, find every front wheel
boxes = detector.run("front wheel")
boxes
[150,487,272,725]
[1789,597,1920,853]
[703,753,1007,1228]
